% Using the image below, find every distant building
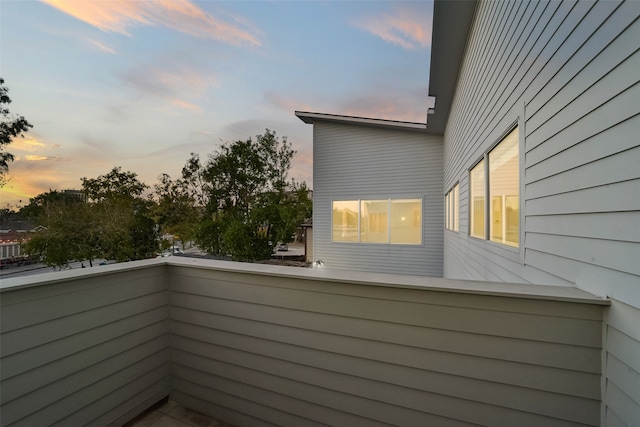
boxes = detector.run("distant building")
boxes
[63,189,86,202]
[0,221,40,263]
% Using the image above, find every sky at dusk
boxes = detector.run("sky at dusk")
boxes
[0,0,433,208]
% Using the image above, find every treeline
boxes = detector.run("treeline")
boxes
[17,130,311,268]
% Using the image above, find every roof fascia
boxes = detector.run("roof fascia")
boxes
[427,0,478,134]
[295,111,432,133]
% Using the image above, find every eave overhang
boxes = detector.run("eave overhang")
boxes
[295,111,433,133]
[427,0,478,134]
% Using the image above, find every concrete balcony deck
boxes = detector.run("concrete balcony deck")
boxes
[0,257,608,426]
[125,400,235,427]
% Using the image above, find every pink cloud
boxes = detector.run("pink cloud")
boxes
[354,6,431,50]
[41,0,262,47]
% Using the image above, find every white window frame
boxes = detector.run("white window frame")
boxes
[445,183,459,232]
[468,124,520,249]
[331,198,423,245]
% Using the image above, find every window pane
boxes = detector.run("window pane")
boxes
[453,184,459,232]
[332,201,359,242]
[489,127,519,247]
[445,192,450,230]
[470,160,485,238]
[390,199,421,244]
[361,200,388,243]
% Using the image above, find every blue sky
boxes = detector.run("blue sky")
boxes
[0,0,433,207]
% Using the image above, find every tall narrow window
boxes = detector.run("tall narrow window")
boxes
[445,192,450,230]
[361,200,388,243]
[445,183,459,232]
[470,160,485,239]
[332,201,359,242]
[489,127,519,246]
[453,183,459,232]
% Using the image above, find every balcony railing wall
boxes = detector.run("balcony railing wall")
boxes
[0,263,171,426]
[1,258,608,426]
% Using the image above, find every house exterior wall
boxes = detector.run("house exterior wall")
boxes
[0,265,171,426]
[0,259,609,426]
[313,121,444,276]
[440,1,640,425]
[304,226,314,263]
[168,261,605,427]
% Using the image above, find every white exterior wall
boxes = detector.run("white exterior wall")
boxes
[313,121,443,276]
[441,1,640,425]
[168,260,606,427]
[0,259,608,426]
[0,266,171,426]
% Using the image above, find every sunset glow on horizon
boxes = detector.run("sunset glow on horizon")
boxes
[1,0,433,208]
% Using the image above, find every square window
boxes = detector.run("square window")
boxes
[390,199,421,244]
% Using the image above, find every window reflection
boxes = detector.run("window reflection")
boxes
[489,127,519,247]
[332,199,422,245]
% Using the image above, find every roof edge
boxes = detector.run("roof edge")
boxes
[427,0,478,134]
[295,111,428,131]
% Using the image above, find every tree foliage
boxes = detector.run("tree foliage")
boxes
[21,190,98,267]
[167,129,311,262]
[21,130,311,267]
[151,173,199,248]
[0,77,33,185]
[23,168,158,268]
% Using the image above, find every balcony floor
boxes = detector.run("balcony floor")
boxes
[125,401,235,427]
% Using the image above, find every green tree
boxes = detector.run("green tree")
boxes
[185,129,310,262]
[152,173,199,248]
[24,168,159,268]
[81,167,157,262]
[0,77,33,186]
[22,190,98,268]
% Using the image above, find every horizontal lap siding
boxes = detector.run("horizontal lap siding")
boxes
[0,267,171,426]
[443,1,640,425]
[313,122,443,276]
[603,300,640,426]
[169,266,602,426]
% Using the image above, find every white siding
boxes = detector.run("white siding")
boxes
[602,300,640,427]
[441,1,640,425]
[0,258,611,426]
[168,262,605,427]
[313,121,443,276]
[0,267,171,426]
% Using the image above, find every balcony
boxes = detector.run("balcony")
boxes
[1,257,608,426]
